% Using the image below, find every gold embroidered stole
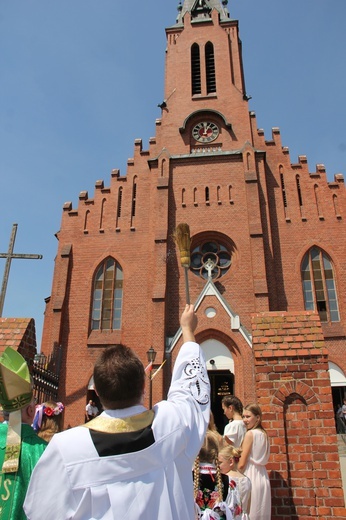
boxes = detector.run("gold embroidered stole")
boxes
[83,410,154,433]
[2,410,21,473]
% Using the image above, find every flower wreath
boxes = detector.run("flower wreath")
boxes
[33,402,64,431]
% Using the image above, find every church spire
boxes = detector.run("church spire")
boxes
[176,0,230,25]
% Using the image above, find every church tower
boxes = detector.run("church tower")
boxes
[41,3,346,515]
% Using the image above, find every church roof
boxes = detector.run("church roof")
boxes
[0,318,36,361]
[174,0,230,26]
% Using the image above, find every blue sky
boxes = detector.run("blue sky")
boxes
[1,0,345,349]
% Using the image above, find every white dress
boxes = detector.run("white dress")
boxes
[243,429,271,519]
[223,419,247,447]
[226,474,251,519]
[24,341,210,520]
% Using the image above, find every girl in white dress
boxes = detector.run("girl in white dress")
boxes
[219,445,251,519]
[239,403,271,520]
[222,395,247,448]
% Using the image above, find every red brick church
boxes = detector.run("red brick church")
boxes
[40,1,346,517]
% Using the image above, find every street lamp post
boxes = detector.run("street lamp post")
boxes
[146,346,157,408]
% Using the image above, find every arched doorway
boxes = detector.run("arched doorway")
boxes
[329,362,346,433]
[201,339,234,434]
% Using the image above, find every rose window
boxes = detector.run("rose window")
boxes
[190,241,232,279]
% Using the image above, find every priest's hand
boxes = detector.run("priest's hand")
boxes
[180,304,197,343]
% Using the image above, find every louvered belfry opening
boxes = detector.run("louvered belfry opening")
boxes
[191,43,201,95]
[205,41,216,93]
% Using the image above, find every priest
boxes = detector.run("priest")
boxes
[24,304,210,519]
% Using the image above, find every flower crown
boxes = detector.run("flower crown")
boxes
[33,402,64,431]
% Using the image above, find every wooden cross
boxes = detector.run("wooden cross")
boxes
[0,223,43,317]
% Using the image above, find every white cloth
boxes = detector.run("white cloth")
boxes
[24,341,210,520]
[223,420,246,447]
[195,501,233,520]
[226,474,251,519]
[243,429,271,520]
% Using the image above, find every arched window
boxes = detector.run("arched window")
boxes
[217,185,221,203]
[314,184,323,218]
[116,187,123,229]
[161,158,166,178]
[117,187,123,219]
[182,188,186,205]
[91,258,123,330]
[296,175,303,207]
[100,198,106,230]
[131,178,137,218]
[301,247,339,322]
[228,184,233,203]
[333,194,340,218]
[246,152,251,171]
[279,168,287,208]
[191,44,201,95]
[194,187,198,205]
[205,42,216,93]
[131,177,137,228]
[84,210,90,232]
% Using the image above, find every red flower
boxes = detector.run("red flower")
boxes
[196,489,219,510]
[196,490,204,508]
[44,407,54,417]
[207,491,219,509]
[234,505,242,515]
[229,479,237,489]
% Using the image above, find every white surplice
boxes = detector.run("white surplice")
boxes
[24,341,210,520]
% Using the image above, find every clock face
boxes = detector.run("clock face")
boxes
[192,122,219,143]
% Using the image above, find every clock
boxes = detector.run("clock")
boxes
[192,122,219,143]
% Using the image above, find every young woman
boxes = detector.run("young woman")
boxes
[219,445,251,519]
[222,395,246,448]
[238,403,271,519]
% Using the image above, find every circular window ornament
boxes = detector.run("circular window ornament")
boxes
[205,307,217,318]
[191,240,232,279]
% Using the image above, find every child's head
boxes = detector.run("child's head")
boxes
[243,403,264,431]
[33,401,64,442]
[221,395,243,420]
[198,429,220,464]
[218,445,242,474]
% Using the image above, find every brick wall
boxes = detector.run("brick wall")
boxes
[252,311,346,519]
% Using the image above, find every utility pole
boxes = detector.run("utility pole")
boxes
[0,223,43,317]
